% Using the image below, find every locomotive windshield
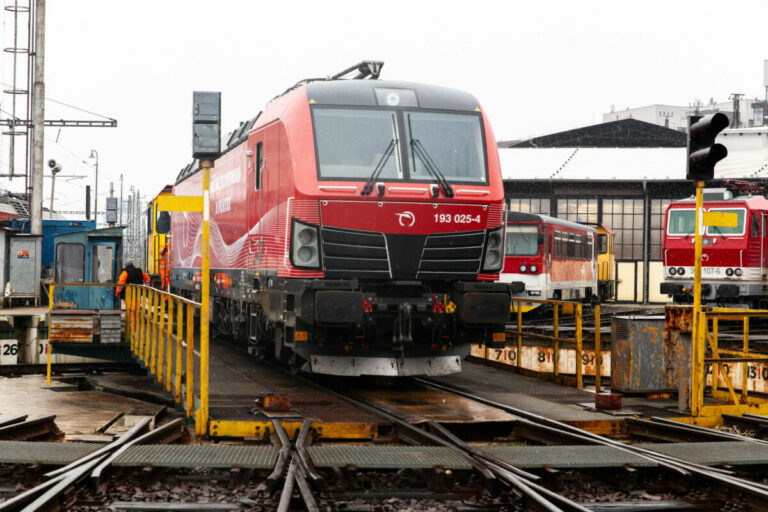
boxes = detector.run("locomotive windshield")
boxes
[312,107,486,183]
[505,225,540,256]
[667,209,695,235]
[405,112,487,184]
[313,109,402,180]
[705,208,745,236]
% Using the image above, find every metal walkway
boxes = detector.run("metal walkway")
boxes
[0,440,277,469]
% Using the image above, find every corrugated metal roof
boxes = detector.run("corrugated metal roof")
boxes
[500,127,768,182]
[500,147,686,181]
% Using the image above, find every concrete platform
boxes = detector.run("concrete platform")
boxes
[429,360,687,434]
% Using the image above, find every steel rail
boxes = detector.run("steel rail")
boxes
[265,419,291,490]
[277,459,298,512]
[89,418,186,489]
[419,377,768,502]
[44,417,151,478]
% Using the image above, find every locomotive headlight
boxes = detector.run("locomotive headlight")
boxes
[519,264,527,273]
[291,219,321,269]
[735,268,743,277]
[669,267,677,275]
[297,227,315,245]
[530,265,537,273]
[488,231,502,249]
[726,268,734,277]
[482,226,504,272]
[677,267,685,276]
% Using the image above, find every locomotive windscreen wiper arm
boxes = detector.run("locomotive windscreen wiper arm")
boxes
[361,139,396,196]
[410,139,454,198]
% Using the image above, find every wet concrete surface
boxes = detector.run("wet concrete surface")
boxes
[430,360,683,423]
[0,374,166,437]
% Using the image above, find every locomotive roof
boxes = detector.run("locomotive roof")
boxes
[304,80,480,111]
[506,211,596,233]
[174,79,482,185]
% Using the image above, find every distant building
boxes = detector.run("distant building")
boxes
[499,118,768,303]
[603,98,767,131]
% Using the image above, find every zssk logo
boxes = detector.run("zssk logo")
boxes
[396,211,415,227]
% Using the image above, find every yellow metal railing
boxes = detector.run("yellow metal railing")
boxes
[501,298,602,390]
[125,284,207,435]
[690,307,768,418]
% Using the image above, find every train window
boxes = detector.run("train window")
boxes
[567,234,575,258]
[405,111,487,184]
[255,142,263,190]
[56,243,85,283]
[705,208,745,236]
[597,234,608,254]
[312,108,402,180]
[554,231,562,257]
[588,235,594,258]
[667,209,695,235]
[505,226,539,256]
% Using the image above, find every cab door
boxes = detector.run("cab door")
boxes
[88,241,117,309]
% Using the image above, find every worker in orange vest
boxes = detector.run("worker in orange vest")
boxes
[115,259,150,299]
[159,246,170,290]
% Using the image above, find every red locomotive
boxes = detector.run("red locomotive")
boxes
[661,185,768,307]
[169,63,510,376]
[500,212,598,312]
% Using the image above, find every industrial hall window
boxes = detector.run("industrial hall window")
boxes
[603,199,643,260]
[650,199,672,260]
[556,198,598,224]
[508,198,550,215]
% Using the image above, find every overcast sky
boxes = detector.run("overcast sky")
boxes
[2,0,768,217]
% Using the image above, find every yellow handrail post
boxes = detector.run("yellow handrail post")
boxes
[142,287,149,362]
[175,299,183,403]
[151,290,160,374]
[742,316,749,401]
[516,301,522,369]
[125,286,131,348]
[46,284,54,387]
[166,297,173,392]
[576,303,583,389]
[711,317,719,394]
[148,290,157,370]
[137,287,144,360]
[198,159,211,437]
[553,304,559,376]
[157,294,166,382]
[186,302,194,418]
[691,180,705,415]
[594,304,601,393]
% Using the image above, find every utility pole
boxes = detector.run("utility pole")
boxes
[89,149,99,226]
[29,0,45,235]
[119,174,124,225]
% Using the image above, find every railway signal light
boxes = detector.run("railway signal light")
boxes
[687,113,729,181]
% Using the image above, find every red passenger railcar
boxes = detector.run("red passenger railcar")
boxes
[661,187,768,307]
[501,212,597,312]
[169,64,509,376]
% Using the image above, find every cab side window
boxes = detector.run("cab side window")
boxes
[255,142,263,190]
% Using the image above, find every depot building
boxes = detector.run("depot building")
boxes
[497,118,768,303]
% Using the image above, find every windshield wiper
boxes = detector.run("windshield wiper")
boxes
[410,139,455,198]
[361,139,396,196]
[407,114,454,198]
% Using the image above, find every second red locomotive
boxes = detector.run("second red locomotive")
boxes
[661,186,768,308]
[169,64,510,376]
